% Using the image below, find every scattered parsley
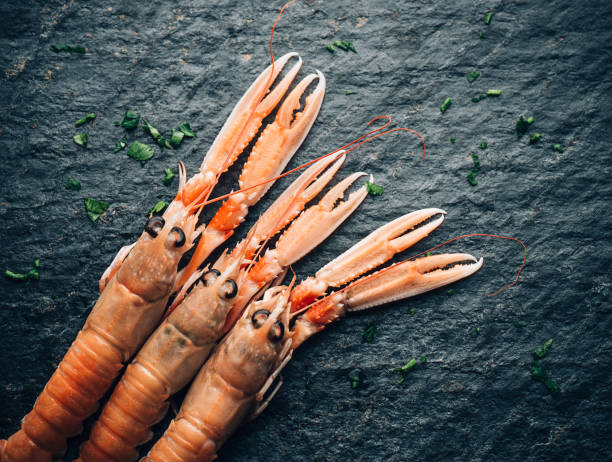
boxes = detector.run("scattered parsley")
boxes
[326,44,335,53]
[346,90,356,95]
[73,133,88,148]
[75,113,96,126]
[114,135,128,153]
[420,356,427,363]
[394,358,418,384]
[348,369,361,389]
[142,119,171,149]
[127,141,154,165]
[366,181,384,196]
[84,198,109,223]
[529,133,542,144]
[425,252,432,256]
[479,31,485,39]
[515,115,534,136]
[440,97,452,112]
[115,108,140,129]
[533,338,553,359]
[65,178,81,191]
[178,123,196,138]
[475,327,481,335]
[530,360,560,395]
[170,129,185,148]
[485,13,493,25]
[467,71,480,83]
[362,324,376,343]
[409,308,416,315]
[487,89,502,96]
[472,93,487,103]
[163,168,175,186]
[513,321,525,328]
[480,141,488,150]
[447,288,455,295]
[552,143,564,153]
[50,44,86,53]
[148,200,169,216]
[5,260,40,281]
[451,136,456,143]
[467,153,481,186]
[332,40,356,52]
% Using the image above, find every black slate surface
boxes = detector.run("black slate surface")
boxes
[1,1,611,461]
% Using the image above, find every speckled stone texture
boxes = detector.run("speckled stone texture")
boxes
[0,1,610,461]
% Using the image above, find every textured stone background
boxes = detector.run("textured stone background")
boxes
[1,0,611,461]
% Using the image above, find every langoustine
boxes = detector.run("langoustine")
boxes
[143,210,483,462]
[0,50,325,462]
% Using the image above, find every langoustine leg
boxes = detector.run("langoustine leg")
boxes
[142,210,483,462]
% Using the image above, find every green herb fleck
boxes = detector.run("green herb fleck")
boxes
[73,133,87,148]
[472,93,487,103]
[479,31,485,39]
[475,327,481,335]
[420,356,427,364]
[480,141,487,150]
[533,338,553,360]
[513,321,525,328]
[114,135,128,153]
[5,260,40,281]
[65,178,81,191]
[142,119,171,149]
[75,113,96,126]
[115,108,140,129]
[447,289,455,295]
[409,308,416,316]
[326,44,335,53]
[84,198,109,223]
[440,97,452,113]
[425,252,432,256]
[395,358,418,384]
[485,13,493,25]
[515,115,534,136]
[148,200,169,216]
[178,123,196,138]
[529,133,542,144]
[366,181,384,196]
[552,143,564,153]
[170,129,185,148]
[163,168,175,186]
[467,71,480,83]
[50,44,86,53]
[487,89,502,97]
[362,324,376,343]
[345,90,356,95]
[127,141,154,165]
[348,369,361,389]
[451,137,456,144]
[467,153,481,186]
[530,360,560,395]
[467,170,478,186]
[333,40,356,52]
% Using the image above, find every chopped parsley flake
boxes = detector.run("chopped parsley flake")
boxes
[480,141,488,150]
[5,260,40,281]
[73,133,88,148]
[170,129,185,148]
[440,97,452,112]
[333,40,356,52]
[447,289,455,295]
[366,181,384,196]
[326,44,335,53]
[84,198,109,223]
[142,119,171,149]
[529,133,542,144]
[530,360,560,395]
[479,31,485,39]
[467,154,481,186]
[409,308,416,315]
[178,123,196,138]
[148,200,169,216]
[485,13,493,25]
[50,44,86,53]
[552,143,564,153]
[420,356,427,363]
[348,369,361,389]
[127,141,154,165]
[362,324,376,343]
[65,178,81,191]
[163,168,175,186]
[467,71,480,83]
[75,113,96,126]
[451,136,456,144]
[516,115,534,136]
[395,358,418,384]
[115,108,140,129]
[533,338,553,359]
[346,90,356,95]
[472,93,487,103]
[487,89,501,96]
[114,135,128,153]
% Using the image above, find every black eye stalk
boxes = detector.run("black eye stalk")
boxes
[201,269,221,286]
[145,216,165,238]
[268,321,284,342]
[251,309,270,328]
[170,227,185,247]
[221,279,238,299]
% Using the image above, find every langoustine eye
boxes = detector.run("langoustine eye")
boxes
[251,309,270,328]
[144,216,165,237]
